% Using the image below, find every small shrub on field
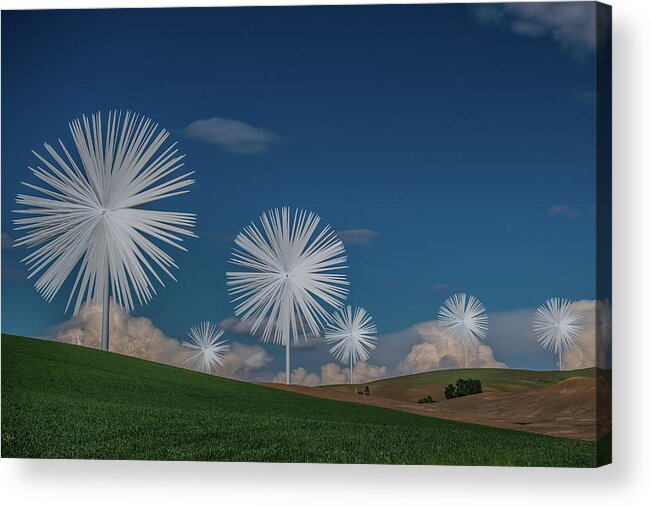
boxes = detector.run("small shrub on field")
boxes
[417,395,436,404]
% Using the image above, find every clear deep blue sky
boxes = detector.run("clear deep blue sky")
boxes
[1,4,597,371]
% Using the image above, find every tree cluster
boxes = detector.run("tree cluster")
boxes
[444,378,482,400]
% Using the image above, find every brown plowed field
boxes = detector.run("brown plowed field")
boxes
[257,376,610,441]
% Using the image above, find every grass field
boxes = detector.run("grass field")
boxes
[1,334,604,466]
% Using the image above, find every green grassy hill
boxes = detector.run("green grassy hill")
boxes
[1,334,601,466]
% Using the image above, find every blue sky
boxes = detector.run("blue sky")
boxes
[1,3,599,376]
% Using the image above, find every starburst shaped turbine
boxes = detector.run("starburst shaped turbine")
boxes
[227,207,348,384]
[533,298,583,370]
[183,322,230,374]
[13,111,196,351]
[437,293,489,368]
[325,306,378,384]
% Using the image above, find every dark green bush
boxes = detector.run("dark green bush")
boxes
[417,395,436,404]
[444,378,482,400]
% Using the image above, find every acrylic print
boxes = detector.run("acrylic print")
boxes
[1,2,612,467]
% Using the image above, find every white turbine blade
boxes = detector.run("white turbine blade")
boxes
[325,306,378,365]
[183,322,230,374]
[227,207,348,345]
[13,110,195,315]
[533,298,583,355]
[438,293,489,348]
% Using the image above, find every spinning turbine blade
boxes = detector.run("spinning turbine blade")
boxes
[437,293,488,368]
[325,306,378,384]
[533,298,583,370]
[184,322,230,374]
[226,207,348,384]
[14,111,196,350]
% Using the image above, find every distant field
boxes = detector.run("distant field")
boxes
[265,368,611,441]
[322,367,607,403]
[1,334,604,466]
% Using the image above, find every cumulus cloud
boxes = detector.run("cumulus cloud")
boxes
[480,300,608,371]
[315,363,346,385]
[337,229,379,246]
[471,2,596,55]
[50,302,187,367]
[184,117,282,154]
[272,367,321,387]
[219,316,256,335]
[220,342,273,379]
[342,362,387,384]
[560,299,608,370]
[487,300,606,371]
[50,304,273,379]
[398,321,506,374]
[484,307,541,368]
[272,362,387,386]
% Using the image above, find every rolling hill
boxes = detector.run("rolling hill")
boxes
[1,334,606,466]
[268,374,610,441]
[320,366,605,401]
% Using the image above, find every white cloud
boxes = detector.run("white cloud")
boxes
[272,362,387,386]
[315,363,344,385]
[219,316,256,335]
[50,304,273,378]
[472,2,596,55]
[50,303,187,367]
[486,300,606,371]
[220,342,273,379]
[560,299,608,370]
[272,367,321,387]
[184,117,281,154]
[337,229,379,246]
[322,362,387,385]
[398,320,506,374]
[547,204,570,215]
